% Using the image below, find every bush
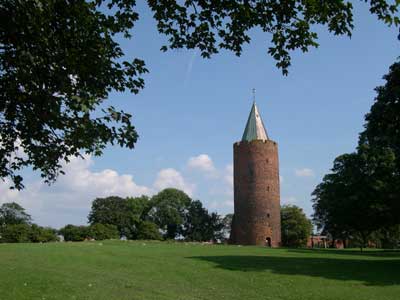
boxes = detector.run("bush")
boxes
[30,224,58,243]
[88,223,119,240]
[136,221,162,240]
[59,224,120,241]
[0,224,31,243]
[0,224,58,243]
[59,224,89,241]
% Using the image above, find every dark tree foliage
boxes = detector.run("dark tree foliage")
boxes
[0,202,32,225]
[149,0,399,74]
[0,223,31,243]
[376,225,400,249]
[221,213,233,240]
[1,1,399,189]
[361,61,400,159]
[183,200,209,241]
[0,202,58,243]
[313,147,397,246]
[0,223,58,243]
[281,205,312,247]
[59,223,120,241]
[29,224,58,243]
[0,0,147,189]
[360,61,400,223]
[149,188,192,239]
[126,195,152,225]
[183,200,223,241]
[88,223,120,240]
[88,195,151,238]
[136,220,162,240]
[208,212,224,241]
[59,224,90,241]
[312,170,352,244]
[88,196,132,237]
[313,61,400,248]
[86,190,224,241]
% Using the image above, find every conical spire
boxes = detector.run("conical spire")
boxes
[241,102,269,141]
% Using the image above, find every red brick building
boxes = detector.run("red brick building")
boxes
[307,235,329,248]
[307,235,346,248]
[230,102,281,247]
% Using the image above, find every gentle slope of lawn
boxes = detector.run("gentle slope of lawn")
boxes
[0,241,399,300]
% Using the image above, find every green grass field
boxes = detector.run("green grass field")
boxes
[0,241,399,300]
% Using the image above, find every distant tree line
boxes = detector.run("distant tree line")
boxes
[59,224,120,242]
[78,190,312,246]
[0,202,58,243]
[0,188,229,243]
[74,188,226,242]
[1,189,313,247]
[312,61,400,249]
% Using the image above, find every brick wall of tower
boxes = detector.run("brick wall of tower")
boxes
[230,140,281,247]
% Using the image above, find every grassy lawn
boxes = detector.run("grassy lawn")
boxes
[0,241,399,300]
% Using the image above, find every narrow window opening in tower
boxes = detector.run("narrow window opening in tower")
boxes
[267,213,270,218]
[266,159,269,164]
[267,186,270,191]
[248,163,254,178]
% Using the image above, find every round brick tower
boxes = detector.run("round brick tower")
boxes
[230,102,281,247]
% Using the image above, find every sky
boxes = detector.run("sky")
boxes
[1,2,399,228]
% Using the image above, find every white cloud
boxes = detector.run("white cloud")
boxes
[0,153,240,228]
[1,155,200,227]
[187,154,217,177]
[61,155,151,197]
[295,168,315,177]
[153,168,195,197]
[0,155,153,228]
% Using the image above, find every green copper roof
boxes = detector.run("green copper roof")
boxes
[241,102,269,141]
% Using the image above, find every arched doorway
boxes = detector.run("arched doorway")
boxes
[266,237,272,247]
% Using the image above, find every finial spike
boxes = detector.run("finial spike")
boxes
[242,99,269,141]
[252,88,256,103]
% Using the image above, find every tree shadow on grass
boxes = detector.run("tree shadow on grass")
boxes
[188,255,400,286]
[287,248,400,258]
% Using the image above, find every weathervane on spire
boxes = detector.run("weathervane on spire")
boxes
[252,88,256,103]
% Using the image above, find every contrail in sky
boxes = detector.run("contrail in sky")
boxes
[184,50,197,86]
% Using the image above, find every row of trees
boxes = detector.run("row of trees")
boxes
[83,188,226,242]
[59,224,119,242]
[84,189,312,246]
[0,188,230,243]
[0,202,58,243]
[1,190,313,246]
[312,61,400,249]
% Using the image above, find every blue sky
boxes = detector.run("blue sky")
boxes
[1,2,399,228]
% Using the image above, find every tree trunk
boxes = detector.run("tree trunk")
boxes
[360,231,368,252]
